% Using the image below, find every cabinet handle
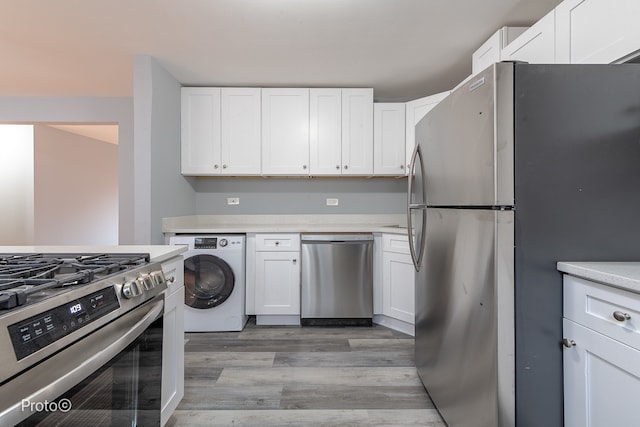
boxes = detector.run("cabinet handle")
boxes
[303,165,307,170]
[400,165,404,169]
[613,311,631,322]
[275,241,280,246]
[166,275,175,284]
[292,259,297,264]
[562,338,576,348]
[336,165,340,170]
[344,165,349,170]
[223,164,228,169]
[214,164,219,169]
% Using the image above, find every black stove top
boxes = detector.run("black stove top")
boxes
[0,253,150,310]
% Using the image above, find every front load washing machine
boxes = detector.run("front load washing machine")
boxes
[169,234,247,332]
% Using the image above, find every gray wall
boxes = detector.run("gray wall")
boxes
[0,96,135,244]
[34,125,118,245]
[195,177,407,214]
[134,56,196,244]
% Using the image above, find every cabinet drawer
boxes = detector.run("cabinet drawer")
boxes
[255,234,300,251]
[162,255,185,294]
[564,275,640,350]
[382,233,410,255]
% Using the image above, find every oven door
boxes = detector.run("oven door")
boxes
[0,295,164,427]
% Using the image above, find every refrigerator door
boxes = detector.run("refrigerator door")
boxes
[415,207,514,427]
[407,144,427,271]
[416,63,514,207]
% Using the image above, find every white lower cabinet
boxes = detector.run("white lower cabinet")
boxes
[374,233,415,335]
[160,256,185,426]
[253,234,301,324]
[563,275,640,427]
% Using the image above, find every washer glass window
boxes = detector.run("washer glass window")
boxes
[184,254,235,309]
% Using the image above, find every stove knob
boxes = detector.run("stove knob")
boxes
[122,281,142,299]
[219,239,228,247]
[138,274,155,291]
[151,271,166,287]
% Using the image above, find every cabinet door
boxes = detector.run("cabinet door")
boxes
[374,103,406,175]
[261,88,310,175]
[556,0,640,64]
[382,251,415,324]
[501,10,556,63]
[181,87,221,175]
[404,91,449,171]
[161,285,185,426]
[471,27,528,75]
[563,318,640,427]
[255,251,300,315]
[221,88,261,175]
[341,88,373,175]
[309,88,342,175]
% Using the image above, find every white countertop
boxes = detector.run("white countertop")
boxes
[162,214,408,235]
[0,245,186,263]
[557,262,640,294]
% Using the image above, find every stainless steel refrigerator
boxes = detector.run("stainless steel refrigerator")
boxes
[407,62,640,427]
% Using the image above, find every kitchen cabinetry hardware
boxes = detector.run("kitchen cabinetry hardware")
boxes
[166,275,175,283]
[562,338,576,348]
[303,165,307,169]
[344,165,349,170]
[214,164,219,169]
[336,165,340,169]
[223,164,227,169]
[613,311,631,322]
[400,165,404,169]
[292,259,297,264]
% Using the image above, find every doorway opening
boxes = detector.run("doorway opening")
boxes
[0,123,119,245]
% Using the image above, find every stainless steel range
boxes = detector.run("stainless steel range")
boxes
[0,252,170,426]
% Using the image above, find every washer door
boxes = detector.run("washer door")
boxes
[184,254,235,309]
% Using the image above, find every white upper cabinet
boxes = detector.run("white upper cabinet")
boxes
[341,88,374,175]
[181,87,221,175]
[261,88,310,175]
[555,0,640,64]
[309,88,374,176]
[221,88,261,175]
[374,103,406,175]
[501,9,556,64]
[181,87,260,175]
[309,89,343,175]
[472,26,528,75]
[404,91,449,172]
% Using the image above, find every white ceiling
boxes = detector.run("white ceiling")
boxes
[1,0,562,101]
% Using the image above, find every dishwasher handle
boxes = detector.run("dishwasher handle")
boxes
[301,234,374,244]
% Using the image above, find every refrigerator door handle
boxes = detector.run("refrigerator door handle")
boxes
[407,144,427,271]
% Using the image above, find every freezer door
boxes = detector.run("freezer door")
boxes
[416,63,514,206]
[415,208,514,427]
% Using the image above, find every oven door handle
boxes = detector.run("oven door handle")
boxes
[0,298,164,426]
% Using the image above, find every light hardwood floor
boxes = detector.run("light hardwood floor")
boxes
[167,318,446,426]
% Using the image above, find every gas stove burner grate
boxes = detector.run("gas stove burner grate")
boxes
[0,253,150,310]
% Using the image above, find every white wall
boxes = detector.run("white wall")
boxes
[0,97,135,243]
[33,125,118,245]
[0,125,34,244]
[134,55,197,244]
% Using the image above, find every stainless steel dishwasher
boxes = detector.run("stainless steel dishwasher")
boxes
[301,233,374,326]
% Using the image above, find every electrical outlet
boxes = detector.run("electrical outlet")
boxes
[227,197,240,205]
[326,198,339,206]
